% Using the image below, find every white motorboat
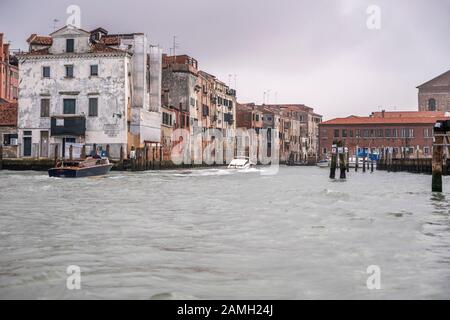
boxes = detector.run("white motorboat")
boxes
[227,157,254,169]
[316,159,330,168]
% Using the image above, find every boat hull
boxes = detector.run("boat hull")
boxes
[48,164,113,178]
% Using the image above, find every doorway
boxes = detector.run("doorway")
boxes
[23,137,32,157]
[40,131,49,158]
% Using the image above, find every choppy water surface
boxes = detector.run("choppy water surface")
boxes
[0,166,449,299]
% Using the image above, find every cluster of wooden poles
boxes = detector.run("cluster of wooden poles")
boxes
[329,141,374,180]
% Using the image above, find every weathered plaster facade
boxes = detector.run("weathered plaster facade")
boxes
[17,25,162,159]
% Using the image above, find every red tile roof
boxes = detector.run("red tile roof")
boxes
[371,111,447,118]
[99,35,121,46]
[90,42,125,53]
[0,102,17,126]
[26,34,53,46]
[321,116,450,126]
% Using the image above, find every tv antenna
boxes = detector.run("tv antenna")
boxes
[52,19,60,31]
[171,35,179,62]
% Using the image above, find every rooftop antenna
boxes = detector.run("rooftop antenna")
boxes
[266,89,271,104]
[228,74,232,88]
[53,19,60,31]
[233,74,237,90]
[172,35,179,63]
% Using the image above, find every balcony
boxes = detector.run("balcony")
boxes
[51,115,86,136]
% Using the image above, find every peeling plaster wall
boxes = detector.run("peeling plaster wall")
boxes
[18,53,130,158]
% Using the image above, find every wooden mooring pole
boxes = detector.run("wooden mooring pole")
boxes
[432,133,444,192]
[0,145,3,170]
[346,149,350,173]
[339,142,346,179]
[355,146,359,172]
[54,144,59,165]
[329,141,337,179]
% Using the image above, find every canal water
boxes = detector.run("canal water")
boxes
[0,167,449,299]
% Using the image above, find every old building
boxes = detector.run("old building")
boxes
[0,33,19,102]
[235,103,322,163]
[319,111,450,159]
[0,99,18,158]
[417,70,450,112]
[162,54,198,135]
[162,54,237,162]
[17,25,161,159]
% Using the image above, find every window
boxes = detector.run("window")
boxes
[3,133,18,146]
[424,128,431,138]
[355,129,361,138]
[392,129,398,137]
[370,129,375,137]
[334,129,339,138]
[363,129,369,138]
[40,99,50,117]
[162,112,172,126]
[342,129,347,137]
[428,98,436,111]
[66,39,75,53]
[90,65,98,76]
[424,147,430,155]
[202,105,209,117]
[255,114,259,121]
[377,129,383,138]
[65,65,74,78]
[42,66,50,78]
[400,128,407,138]
[63,99,76,114]
[23,131,32,136]
[409,129,414,138]
[88,98,98,116]
[385,129,391,138]
[190,97,196,107]
[349,130,353,138]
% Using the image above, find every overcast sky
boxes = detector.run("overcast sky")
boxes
[1,0,449,119]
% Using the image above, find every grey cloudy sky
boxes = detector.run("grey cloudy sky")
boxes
[1,0,449,119]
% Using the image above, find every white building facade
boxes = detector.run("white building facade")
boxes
[17,25,161,159]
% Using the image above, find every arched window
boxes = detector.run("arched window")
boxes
[428,98,436,111]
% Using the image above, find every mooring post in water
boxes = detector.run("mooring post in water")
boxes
[371,158,374,173]
[363,154,366,173]
[81,145,86,159]
[54,144,58,165]
[329,141,337,179]
[144,144,148,170]
[355,146,359,172]
[346,149,350,173]
[106,144,111,160]
[69,145,73,161]
[432,122,445,192]
[159,145,163,169]
[339,143,346,179]
[0,144,3,170]
[152,146,155,170]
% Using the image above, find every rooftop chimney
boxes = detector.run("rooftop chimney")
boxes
[382,109,385,118]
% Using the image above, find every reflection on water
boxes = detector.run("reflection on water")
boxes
[0,167,450,299]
